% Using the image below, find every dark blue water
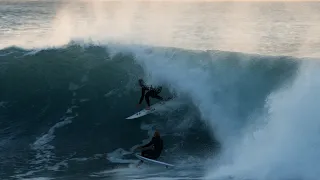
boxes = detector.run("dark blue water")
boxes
[2,1,320,179]
[0,42,301,179]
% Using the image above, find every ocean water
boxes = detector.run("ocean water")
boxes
[1,1,320,180]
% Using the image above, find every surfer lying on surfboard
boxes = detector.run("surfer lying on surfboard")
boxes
[137,79,164,110]
[135,130,163,167]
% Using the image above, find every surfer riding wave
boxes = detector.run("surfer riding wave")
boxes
[136,130,163,167]
[137,79,164,110]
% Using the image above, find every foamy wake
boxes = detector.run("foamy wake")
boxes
[205,60,320,180]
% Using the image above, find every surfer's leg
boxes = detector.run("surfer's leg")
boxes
[145,91,151,106]
[149,90,163,101]
[142,150,153,158]
[142,150,159,160]
[143,151,158,160]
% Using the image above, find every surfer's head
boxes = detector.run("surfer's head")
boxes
[154,130,160,137]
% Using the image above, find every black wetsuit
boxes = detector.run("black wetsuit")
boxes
[141,136,163,160]
[138,84,163,106]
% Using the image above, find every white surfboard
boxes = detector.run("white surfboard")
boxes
[126,99,172,120]
[135,153,174,168]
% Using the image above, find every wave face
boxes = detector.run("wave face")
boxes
[0,42,310,179]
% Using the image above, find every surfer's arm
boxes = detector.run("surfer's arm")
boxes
[141,141,152,148]
[141,138,155,148]
[142,146,154,151]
